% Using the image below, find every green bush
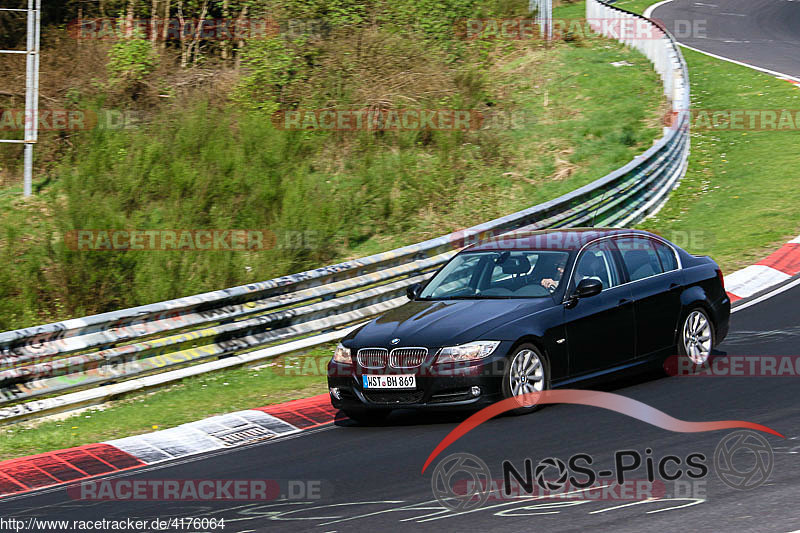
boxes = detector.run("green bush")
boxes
[107,37,158,88]
[0,1,664,330]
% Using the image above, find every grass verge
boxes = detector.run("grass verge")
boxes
[610,0,664,15]
[625,5,800,271]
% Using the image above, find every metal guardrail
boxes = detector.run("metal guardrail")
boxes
[0,0,690,423]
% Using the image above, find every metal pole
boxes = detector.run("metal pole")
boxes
[539,0,544,37]
[0,1,40,194]
[22,0,40,197]
[532,0,552,40]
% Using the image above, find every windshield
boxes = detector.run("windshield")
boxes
[418,250,570,299]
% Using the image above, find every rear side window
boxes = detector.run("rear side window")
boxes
[654,241,679,271]
[616,237,664,281]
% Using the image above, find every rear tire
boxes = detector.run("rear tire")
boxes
[342,408,391,425]
[677,307,715,366]
[501,343,549,415]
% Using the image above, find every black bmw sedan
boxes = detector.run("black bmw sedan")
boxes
[327,228,730,422]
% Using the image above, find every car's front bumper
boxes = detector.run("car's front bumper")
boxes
[327,348,511,411]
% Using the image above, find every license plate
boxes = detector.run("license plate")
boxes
[362,374,416,389]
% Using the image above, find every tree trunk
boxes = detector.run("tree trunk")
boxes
[78,5,83,47]
[221,0,230,60]
[161,0,170,50]
[235,5,248,70]
[187,0,209,66]
[125,0,137,38]
[178,0,187,67]
[150,0,159,47]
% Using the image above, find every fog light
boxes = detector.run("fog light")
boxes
[470,386,481,397]
[330,387,342,400]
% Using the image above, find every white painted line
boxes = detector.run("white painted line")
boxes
[238,409,299,434]
[0,425,336,504]
[644,0,676,19]
[644,0,800,82]
[103,409,300,464]
[676,43,800,83]
[732,275,800,313]
[105,436,176,464]
[725,265,791,299]
[724,236,800,311]
[139,426,223,458]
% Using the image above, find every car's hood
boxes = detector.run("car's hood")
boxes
[349,298,554,348]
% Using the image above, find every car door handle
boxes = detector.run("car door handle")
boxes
[616,298,632,307]
[669,282,680,289]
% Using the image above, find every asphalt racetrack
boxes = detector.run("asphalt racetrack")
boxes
[1,278,798,532]
[652,0,800,78]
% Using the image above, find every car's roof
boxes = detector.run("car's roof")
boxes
[462,227,663,252]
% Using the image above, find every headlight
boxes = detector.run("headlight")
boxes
[333,343,352,364]
[436,341,500,364]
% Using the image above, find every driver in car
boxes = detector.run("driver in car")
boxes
[540,256,567,292]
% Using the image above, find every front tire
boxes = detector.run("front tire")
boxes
[501,343,549,415]
[678,307,715,365]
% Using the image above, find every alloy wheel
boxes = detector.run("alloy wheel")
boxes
[509,349,545,407]
[683,310,712,364]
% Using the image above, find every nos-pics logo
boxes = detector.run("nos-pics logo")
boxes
[431,430,774,511]
[430,453,492,511]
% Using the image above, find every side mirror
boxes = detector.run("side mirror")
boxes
[406,282,422,300]
[565,278,602,308]
[575,278,603,298]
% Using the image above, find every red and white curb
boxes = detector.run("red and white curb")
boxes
[725,235,800,302]
[0,394,337,499]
